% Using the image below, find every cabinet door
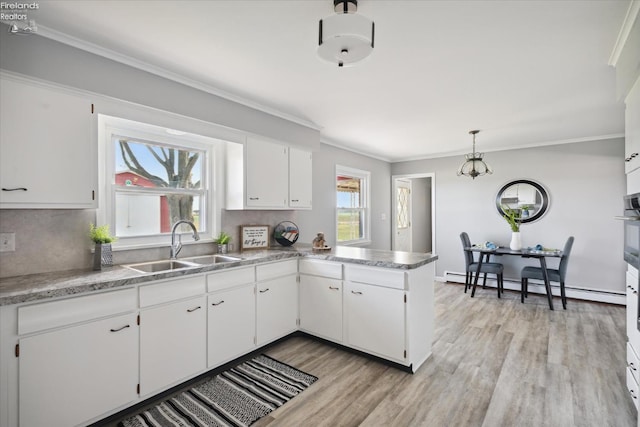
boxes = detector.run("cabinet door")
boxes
[628,270,640,356]
[208,284,256,368]
[19,313,138,427]
[626,77,640,174]
[299,275,342,342]
[140,295,207,396]
[256,274,298,345]
[345,282,405,361]
[0,77,96,208]
[289,147,312,209]
[245,137,288,208]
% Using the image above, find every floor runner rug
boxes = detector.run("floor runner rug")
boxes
[119,354,318,427]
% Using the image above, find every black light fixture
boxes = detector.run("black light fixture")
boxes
[318,0,375,68]
[457,130,493,179]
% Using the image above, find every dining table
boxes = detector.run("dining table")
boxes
[466,246,563,310]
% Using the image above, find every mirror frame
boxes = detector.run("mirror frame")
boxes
[495,179,549,224]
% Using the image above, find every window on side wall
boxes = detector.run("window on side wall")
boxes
[101,115,215,247]
[336,165,370,245]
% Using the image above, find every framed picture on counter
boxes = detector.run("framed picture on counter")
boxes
[240,225,270,250]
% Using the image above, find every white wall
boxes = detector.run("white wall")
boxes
[392,138,626,294]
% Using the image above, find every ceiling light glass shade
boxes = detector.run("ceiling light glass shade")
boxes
[457,130,493,179]
[318,13,374,67]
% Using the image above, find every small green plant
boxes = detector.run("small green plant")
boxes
[89,223,117,244]
[520,204,531,212]
[214,231,231,245]
[502,206,520,232]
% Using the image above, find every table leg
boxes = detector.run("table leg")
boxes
[539,256,554,310]
[471,253,485,297]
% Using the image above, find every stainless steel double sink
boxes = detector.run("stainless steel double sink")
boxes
[124,255,242,273]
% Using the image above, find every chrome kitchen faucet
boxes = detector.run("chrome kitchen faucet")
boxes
[170,220,200,259]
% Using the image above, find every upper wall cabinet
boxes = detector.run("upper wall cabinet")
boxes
[626,77,640,175]
[0,76,97,208]
[226,137,312,210]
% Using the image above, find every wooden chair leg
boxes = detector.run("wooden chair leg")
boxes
[464,272,469,293]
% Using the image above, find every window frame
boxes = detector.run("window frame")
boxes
[99,114,217,249]
[336,165,371,246]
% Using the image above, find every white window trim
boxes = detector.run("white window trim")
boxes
[336,165,371,246]
[99,114,223,250]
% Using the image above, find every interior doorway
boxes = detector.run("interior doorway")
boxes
[391,173,435,253]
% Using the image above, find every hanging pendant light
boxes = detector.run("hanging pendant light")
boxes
[457,130,493,179]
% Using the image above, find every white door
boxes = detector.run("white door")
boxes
[394,179,412,252]
[256,274,298,345]
[245,138,288,208]
[299,275,343,342]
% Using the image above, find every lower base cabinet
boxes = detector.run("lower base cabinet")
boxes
[344,281,405,361]
[256,274,298,346]
[18,313,138,427]
[299,274,343,342]
[208,284,256,367]
[140,295,207,396]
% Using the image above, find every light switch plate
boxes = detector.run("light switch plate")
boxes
[0,233,16,252]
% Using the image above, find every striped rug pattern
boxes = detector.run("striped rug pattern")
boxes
[120,354,318,427]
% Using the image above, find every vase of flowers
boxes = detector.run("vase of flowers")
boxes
[502,207,522,250]
[90,223,117,270]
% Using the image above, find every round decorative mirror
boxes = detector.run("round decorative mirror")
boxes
[495,179,549,224]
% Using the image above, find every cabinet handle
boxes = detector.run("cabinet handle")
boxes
[2,187,27,192]
[291,199,299,202]
[249,197,259,200]
[630,362,637,371]
[259,288,270,293]
[630,389,638,399]
[329,286,339,290]
[187,306,202,313]
[351,290,363,295]
[110,324,130,332]
[211,300,225,306]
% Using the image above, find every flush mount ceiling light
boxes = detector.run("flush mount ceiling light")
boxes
[318,0,375,67]
[457,130,493,179]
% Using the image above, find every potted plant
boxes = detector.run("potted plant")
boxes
[214,231,232,254]
[502,206,522,250]
[89,223,117,270]
[520,204,531,219]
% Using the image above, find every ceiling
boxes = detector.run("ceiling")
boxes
[16,1,632,161]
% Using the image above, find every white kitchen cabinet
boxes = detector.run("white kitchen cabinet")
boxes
[140,294,207,396]
[344,281,405,362]
[19,312,138,427]
[256,261,298,345]
[0,75,97,208]
[225,138,312,210]
[289,147,312,209]
[625,77,640,174]
[299,259,343,342]
[246,137,289,208]
[208,284,256,368]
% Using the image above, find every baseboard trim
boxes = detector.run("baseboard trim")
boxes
[439,271,626,306]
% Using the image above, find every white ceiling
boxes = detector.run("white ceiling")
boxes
[21,0,632,161]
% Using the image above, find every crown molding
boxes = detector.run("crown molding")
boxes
[320,137,391,162]
[33,24,321,131]
[609,0,640,66]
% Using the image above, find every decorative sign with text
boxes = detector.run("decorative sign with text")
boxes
[240,225,270,250]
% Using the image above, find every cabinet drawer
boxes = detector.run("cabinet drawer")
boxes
[345,264,406,290]
[139,276,206,307]
[299,259,342,279]
[256,259,298,281]
[18,288,136,335]
[627,367,639,411]
[207,266,255,293]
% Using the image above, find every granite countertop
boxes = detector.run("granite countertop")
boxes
[0,245,438,306]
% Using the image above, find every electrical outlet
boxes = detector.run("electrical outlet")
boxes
[0,233,16,252]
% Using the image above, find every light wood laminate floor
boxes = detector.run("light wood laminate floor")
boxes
[256,282,636,427]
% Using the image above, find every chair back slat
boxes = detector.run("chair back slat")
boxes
[460,232,474,267]
[558,236,574,281]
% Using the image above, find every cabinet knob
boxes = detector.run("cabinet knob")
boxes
[109,324,130,332]
[187,306,202,313]
[259,288,270,293]
[211,300,225,306]
[1,187,27,192]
